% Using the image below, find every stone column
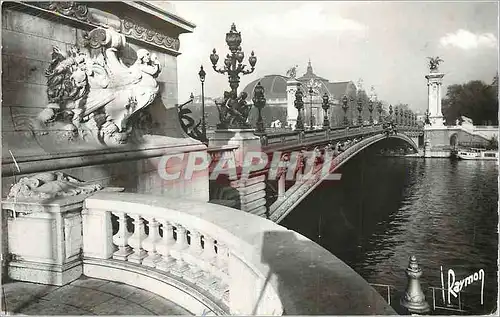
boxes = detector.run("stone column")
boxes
[425,72,445,126]
[286,79,300,129]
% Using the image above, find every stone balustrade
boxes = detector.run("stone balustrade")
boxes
[261,124,388,150]
[82,192,394,315]
[82,192,282,315]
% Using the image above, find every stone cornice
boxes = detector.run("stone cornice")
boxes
[121,17,180,52]
[124,1,196,33]
[2,142,207,177]
[9,2,187,55]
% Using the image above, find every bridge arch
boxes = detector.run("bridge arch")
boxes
[269,132,419,223]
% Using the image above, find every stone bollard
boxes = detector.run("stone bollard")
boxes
[400,255,430,314]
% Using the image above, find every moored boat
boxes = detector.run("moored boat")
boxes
[456,148,498,160]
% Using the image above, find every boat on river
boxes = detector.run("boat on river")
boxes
[455,148,498,160]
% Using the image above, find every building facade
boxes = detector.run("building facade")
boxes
[243,61,357,129]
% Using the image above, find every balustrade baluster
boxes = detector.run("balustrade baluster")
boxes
[156,220,176,271]
[112,212,133,261]
[142,217,162,267]
[183,230,204,283]
[170,224,190,276]
[216,243,229,278]
[197,235,218,290]
[127,214,147,263]
[211,242,230,300]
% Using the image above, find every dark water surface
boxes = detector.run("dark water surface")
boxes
[281,150,498,314]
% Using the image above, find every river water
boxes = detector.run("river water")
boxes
[281,148,498,314]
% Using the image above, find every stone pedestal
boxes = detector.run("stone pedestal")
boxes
[286,79,301,129]
[1,171,122,286]
[209,129,267,216]
[209,129,261,166]
[425,72,445,127]
[230,175,267,216]
[2,195,88,286]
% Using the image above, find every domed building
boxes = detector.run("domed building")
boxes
[242,61,358,129]
[243,75,289,128]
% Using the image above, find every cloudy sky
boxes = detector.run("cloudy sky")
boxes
[170,1,498,113]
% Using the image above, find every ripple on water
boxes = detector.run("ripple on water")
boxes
[284,157,498,315]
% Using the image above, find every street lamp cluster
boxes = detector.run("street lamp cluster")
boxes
[194,24,419,136]
[209,23,257,130]
[197,66,207,141]
[336,93,420,129]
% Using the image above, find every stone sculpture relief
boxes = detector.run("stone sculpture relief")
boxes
[7,172,102,200]
[35,27,161,146]
[32,2,180,51]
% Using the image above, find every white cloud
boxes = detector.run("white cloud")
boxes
[439,29,497,50]
[240,3,367,39]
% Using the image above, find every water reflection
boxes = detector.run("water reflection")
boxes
[281,149,498,314]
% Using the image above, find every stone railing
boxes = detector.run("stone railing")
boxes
[82,192,394,315]
[2,189,395,315]
[260,124,387,150]
[82,192,282,315]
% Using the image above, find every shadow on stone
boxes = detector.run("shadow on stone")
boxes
[255,230,395,315]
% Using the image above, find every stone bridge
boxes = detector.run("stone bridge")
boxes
[209,124,423,221]
[268,132,419,223]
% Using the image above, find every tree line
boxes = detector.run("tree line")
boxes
[442,75,498,126]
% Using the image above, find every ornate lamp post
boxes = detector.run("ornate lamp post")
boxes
[389,104,393,122]
[357,96,363,126]
[253,82,266,133]
[394,107,399,125]
[322,93,330,129]
[198,65,207,139]
[308,86,314,130]
[400,109,405,126]
[368,99,374,125]
[294,88,305,131]
[342,95,349,127]
[210,23,257,129]
[377,102,383,124]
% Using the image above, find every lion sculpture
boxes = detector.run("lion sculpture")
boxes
[37,28,162,145]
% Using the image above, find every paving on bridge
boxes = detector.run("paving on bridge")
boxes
[2,277,191,315]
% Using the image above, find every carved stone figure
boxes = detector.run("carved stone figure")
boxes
[35,27,161,146]
[427,56,443,72]
[286,65,298,79]
[7,172,102,200]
